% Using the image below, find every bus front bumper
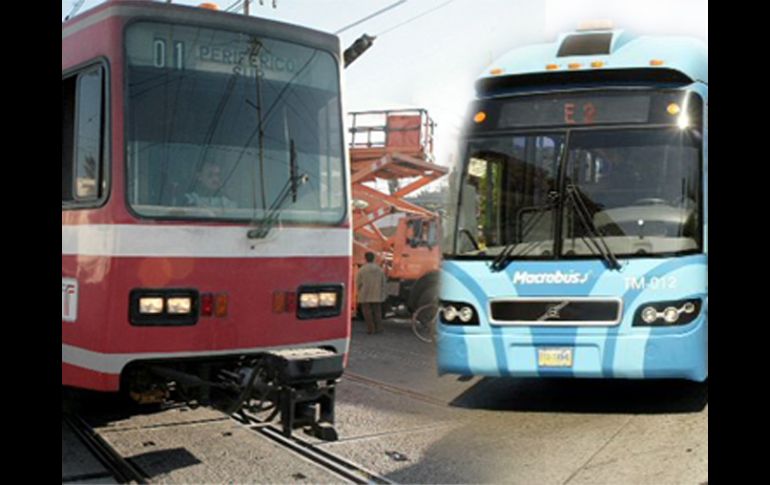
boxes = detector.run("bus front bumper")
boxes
[436,320,707,382]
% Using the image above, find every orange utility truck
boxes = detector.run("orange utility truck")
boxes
[349,109,448,315]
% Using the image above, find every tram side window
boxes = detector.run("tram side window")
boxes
[62,67,105,204]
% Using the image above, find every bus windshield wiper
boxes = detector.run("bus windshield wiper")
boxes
[490,192,559,272]
[564,184,621,270]
[247,140,308,239]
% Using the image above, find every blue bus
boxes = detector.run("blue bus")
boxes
[438,25,707,381]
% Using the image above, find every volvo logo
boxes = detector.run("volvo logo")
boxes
[539,301,570,321]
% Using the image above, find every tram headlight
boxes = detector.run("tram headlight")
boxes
[633,298,702,327]
[297,284,344,319]
[139,297,164,314]
[167,297,193,315]
[319,292,338,307]
[299,293,320,309]
[299,292,338,309]
[130,289,199,326]
[440,301,479,325]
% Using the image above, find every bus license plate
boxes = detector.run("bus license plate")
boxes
[538,348,573,368]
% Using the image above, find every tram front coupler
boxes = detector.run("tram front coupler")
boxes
[215,348,344,441]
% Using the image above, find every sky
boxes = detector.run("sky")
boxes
[62,0,708,180]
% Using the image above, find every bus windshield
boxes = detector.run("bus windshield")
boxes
[125,22,345,224]
[453,91,703,260]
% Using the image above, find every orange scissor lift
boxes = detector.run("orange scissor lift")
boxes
[349,109,448,315]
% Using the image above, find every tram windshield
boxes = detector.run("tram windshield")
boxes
[452,91,703,260]
[125,22,345,223]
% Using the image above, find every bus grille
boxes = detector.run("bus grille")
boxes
[489,299,621,325]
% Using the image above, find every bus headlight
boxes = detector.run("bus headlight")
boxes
[633,298,702,326]
[662,307,680,324]
[442,305,458,321]
[641,306,658,324]
[458,306,475,323]
[440,301,479,325]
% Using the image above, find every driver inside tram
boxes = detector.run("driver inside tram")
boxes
[184,161,238,209]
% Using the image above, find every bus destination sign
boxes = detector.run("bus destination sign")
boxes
[498,94,652,128]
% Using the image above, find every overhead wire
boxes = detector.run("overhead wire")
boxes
[334,0,408,35]
[376,0,459,37]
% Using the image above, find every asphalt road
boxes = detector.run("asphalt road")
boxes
[332,316,707,484]
[62,316,707,484]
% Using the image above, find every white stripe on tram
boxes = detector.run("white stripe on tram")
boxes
[62,224,352,258]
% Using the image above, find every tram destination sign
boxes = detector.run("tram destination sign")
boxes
[125,22,319,86]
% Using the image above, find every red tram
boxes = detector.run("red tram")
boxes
[62,1,351,439]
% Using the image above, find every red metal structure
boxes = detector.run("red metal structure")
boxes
[62,1,350,440]
[349,109,448,313]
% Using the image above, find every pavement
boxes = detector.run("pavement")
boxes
[62,316,707,484]
[337,317,707,484]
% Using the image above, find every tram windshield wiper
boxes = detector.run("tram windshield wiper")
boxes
[564,184,621,270]
[490,192,559,272]
[247,140,308,239]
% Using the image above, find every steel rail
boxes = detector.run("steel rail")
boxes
[63,414,149,484]
[235,412,394,484]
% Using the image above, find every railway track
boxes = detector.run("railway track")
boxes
[235,411,393,484]
[63,413,149,484]
[227,370,456,484]
[64,408,393,484]
[62,369,430,484]
[343,371,450,408]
